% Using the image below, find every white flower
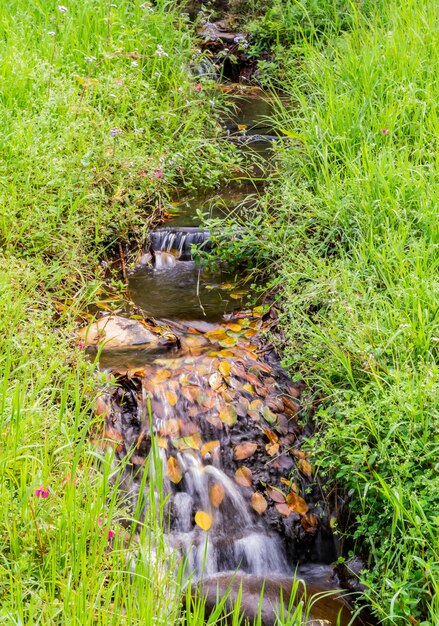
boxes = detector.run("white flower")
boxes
[131,61,138,67]
[155,44,168,58]
[58,5,68,12]
[48,31,56,36]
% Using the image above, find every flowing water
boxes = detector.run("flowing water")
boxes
[99,94,364,625]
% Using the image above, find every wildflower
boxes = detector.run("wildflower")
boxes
[77,340,85,349]
[152,169,164,179]
[107,529,115,539]
[381,127,389,135]
[109,127,122,137]
[115,78,123,86]
[195,83,202,91]
[48,31,56,36]
[131,60,139,67]
[58,5,68,12]
[155,44,169,58]
[35,486,49,498]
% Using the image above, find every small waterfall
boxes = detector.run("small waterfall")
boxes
[150,227,211,261]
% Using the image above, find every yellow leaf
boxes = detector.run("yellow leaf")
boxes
[195,510,212,531]
[209,483,225,508]
[286,491,309,514]
[219,361,231,377]
[219,406,237,426]
[226,323,242,332]
[167,457,182,484]
[201,440,220,457]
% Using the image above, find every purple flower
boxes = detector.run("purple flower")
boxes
[35,486,49,498]
[110,127,122,137]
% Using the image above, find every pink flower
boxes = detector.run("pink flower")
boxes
[381,127,389,135]
[195,83,202,91]
[35,486,49,498]
[77,340,85,349]
[152,169,164,179]
[107,529,115,540]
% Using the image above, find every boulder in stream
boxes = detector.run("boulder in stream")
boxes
[80,315,172,350]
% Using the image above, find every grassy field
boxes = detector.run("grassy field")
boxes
[0,0,243,622]
[211,0,439,623]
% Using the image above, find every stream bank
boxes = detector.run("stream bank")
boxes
[86,81,370,625]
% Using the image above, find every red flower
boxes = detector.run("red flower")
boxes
[35,486,49,498]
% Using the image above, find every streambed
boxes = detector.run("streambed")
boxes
[91,93,365,625]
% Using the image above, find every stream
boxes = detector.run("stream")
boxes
[90,92,366,625]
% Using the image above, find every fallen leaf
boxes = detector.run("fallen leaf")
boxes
[235,466,252,487]
[209,372,223,390]
[286,491,309,514]
[234,442,258,460]
[158,437,169,449]
[195,511,212,531]
[301,512,319,532]
[251,492,268,514]
[104,427,123,453]
[298,458,312,478]
[267,488,286,503]
[167,457,182,484]
[264,429,279,444]
[201,440,220,457]
[225,323,242,332]
[210,483,225,507]
[266,442,280,456]
[275,502,292,517]
[219,405,237,426]
[152,369,171,384]
[165,390,178,406]
[219,361,231,377]
[261,406,277,424]
[242,383,255,394]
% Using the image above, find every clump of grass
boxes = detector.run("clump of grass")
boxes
[205,0,439,623]
[0,0,243,621]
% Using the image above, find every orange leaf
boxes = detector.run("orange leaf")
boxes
[225,323,242,332]
[201,440,220,457]
[167,457,182,484]
[301,512,319,532]
[235,466,252,487]
[165,390,178,406]
[266,442,280,456]
[298,458,312,478]
[104,427,123,453]
[286,491,309,514]
[219,405,237,426]
[209,483,225,508]
[158,436,169,449]
[251,492,267,514]
[195,511,212,531]
[264,429,279,444]
[234,442,258,460]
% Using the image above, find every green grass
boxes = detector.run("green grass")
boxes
[0,0,245,621]
[207,0,439,623]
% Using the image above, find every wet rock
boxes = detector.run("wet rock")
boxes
[196,572,364,626]
[80,315,168,350]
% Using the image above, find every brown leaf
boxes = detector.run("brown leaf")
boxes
[301,512,319,532]
[201,440,220,457]
[251,492,268,514]
[95,396,109,417]
[275,502,291,517]
[264,429,279,444]
[167,457,183,484]
[219,405,237,426]
[267,488,286,503]
[209,483,225,508]
[195,511,212,531]
[233,442,258,460]
[152,369,172,384]
[235,466,252,487]
[283,397,300,417]
[104,427,123,453]
[286,491,309,514]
